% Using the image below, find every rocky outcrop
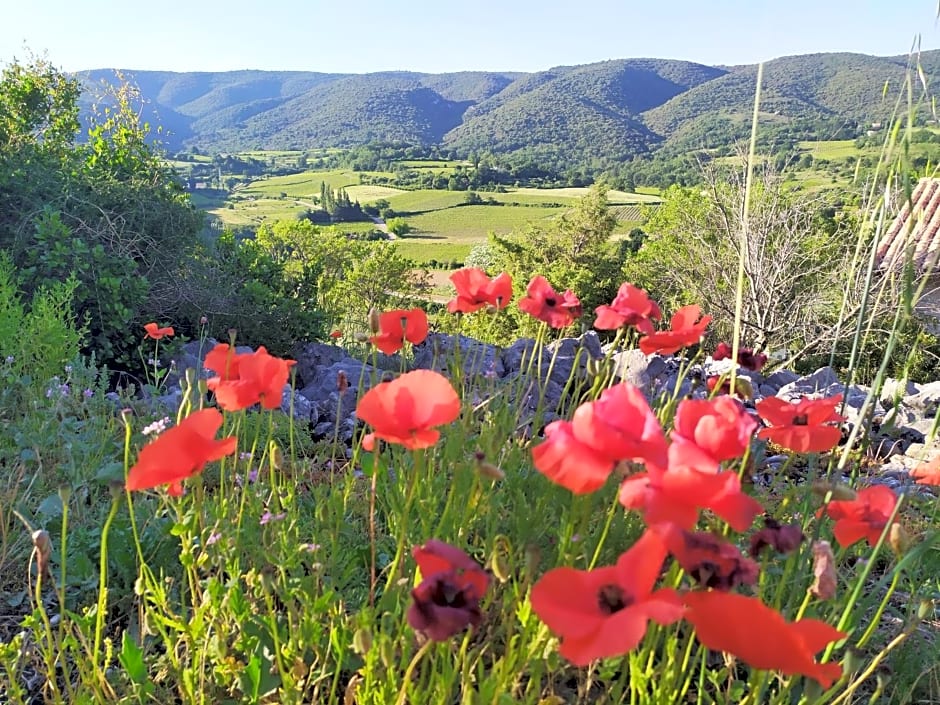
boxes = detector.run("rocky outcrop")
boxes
[168,334,940,491]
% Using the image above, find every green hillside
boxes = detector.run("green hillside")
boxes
[75,50,940,167]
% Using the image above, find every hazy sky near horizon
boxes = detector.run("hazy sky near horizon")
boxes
[2,0,938,74]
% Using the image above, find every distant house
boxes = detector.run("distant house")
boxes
[876,177,940,323]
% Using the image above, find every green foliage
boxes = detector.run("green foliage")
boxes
[0,251,85,391]
[385,217,410,236]
[0,58,203,367]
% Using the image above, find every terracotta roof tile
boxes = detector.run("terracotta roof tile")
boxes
[877,177,940,272]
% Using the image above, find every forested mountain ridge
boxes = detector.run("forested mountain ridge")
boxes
[76,50,940,163]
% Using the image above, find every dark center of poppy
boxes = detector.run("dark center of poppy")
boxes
[792,414,809,426]
[597,584,632,614]
[430,578,468,609]
[545,297,557,307]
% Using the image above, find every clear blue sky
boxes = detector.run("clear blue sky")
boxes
[2,0,938,74]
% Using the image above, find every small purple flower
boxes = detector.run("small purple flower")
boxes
[206,532,222,546]
[260,511,287,526]
[83,389,94,398]
[299,542,321,553]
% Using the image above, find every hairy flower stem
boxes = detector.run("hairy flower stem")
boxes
[394,640,432,705]
[93,496,120,684]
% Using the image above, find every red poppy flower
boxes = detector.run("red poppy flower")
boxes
[532,383,668,494]
[638,304,711,355]
[203,343,240,381]
[756,395,845,453]
[369,308,429,355]
[206,346,296,411]
[126,408,237,495]
[356,369,460,450]
[531,419,619,494]
[713,342,768,372]
[408,540,490,642]
[910,456,940,486]
[143,322,174,340]
[329,330,343,339]
[619,443,763,531]
[447,268,513,314]
[517,275,581,328]
[593,283,662,334]
[671,396,757,465]
[569,383,668,471]
[683,590,845,688]
[822,485,898,548]
[657,523,758,591]
[531,529,683,665]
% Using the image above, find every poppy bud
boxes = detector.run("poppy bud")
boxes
[490,550,511,583]
[485,304,499,315]
[200,316,208,326]
[810,540,837,600]
[32,529,52,577]
[368,307,381,335]
[337,370,349,393]
[474,452,505,481]
[888,523,911,556]
[918,599,934,621]
[811,481,857,503]
[352,627,373,655]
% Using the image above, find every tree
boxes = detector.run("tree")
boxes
[386,217,411,237]
[624,160,853,355]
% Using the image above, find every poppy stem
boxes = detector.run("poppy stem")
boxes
[393,640,433,705]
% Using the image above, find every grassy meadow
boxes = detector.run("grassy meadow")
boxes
[195,161,660,263]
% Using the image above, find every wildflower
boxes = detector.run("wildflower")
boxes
[447,268,513,314]
[810,540,837,600]
[749,517,805,557]
[83,388,93,398]
[299,542,321,553]
[126,408,237,496]
[713,342,768,372]
[407,540,490,642]
[532,384,668,494]
[756,395,845,453]
[683,590,845,688]
[638,304,712,355]
[368,308,429,355]
[4,355,13,363]
[619,443,763,532]
[671,396,756,465]
[356,369,460,450]
[658,524,758,591]
[199,315,208,326]
[822,485,898,548]
[518,275,581,328]
[593,282,662,334]
[260,511,287,525]
[205,345,296,411]
[910,455,940,485]
[143,322,175,340]
[531,529,683,666]
[206,532,222,546]
[531,420,620,494]
[142,416,171,436]
[329,329,343,339]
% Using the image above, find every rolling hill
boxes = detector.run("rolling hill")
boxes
[76,50,940,164]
